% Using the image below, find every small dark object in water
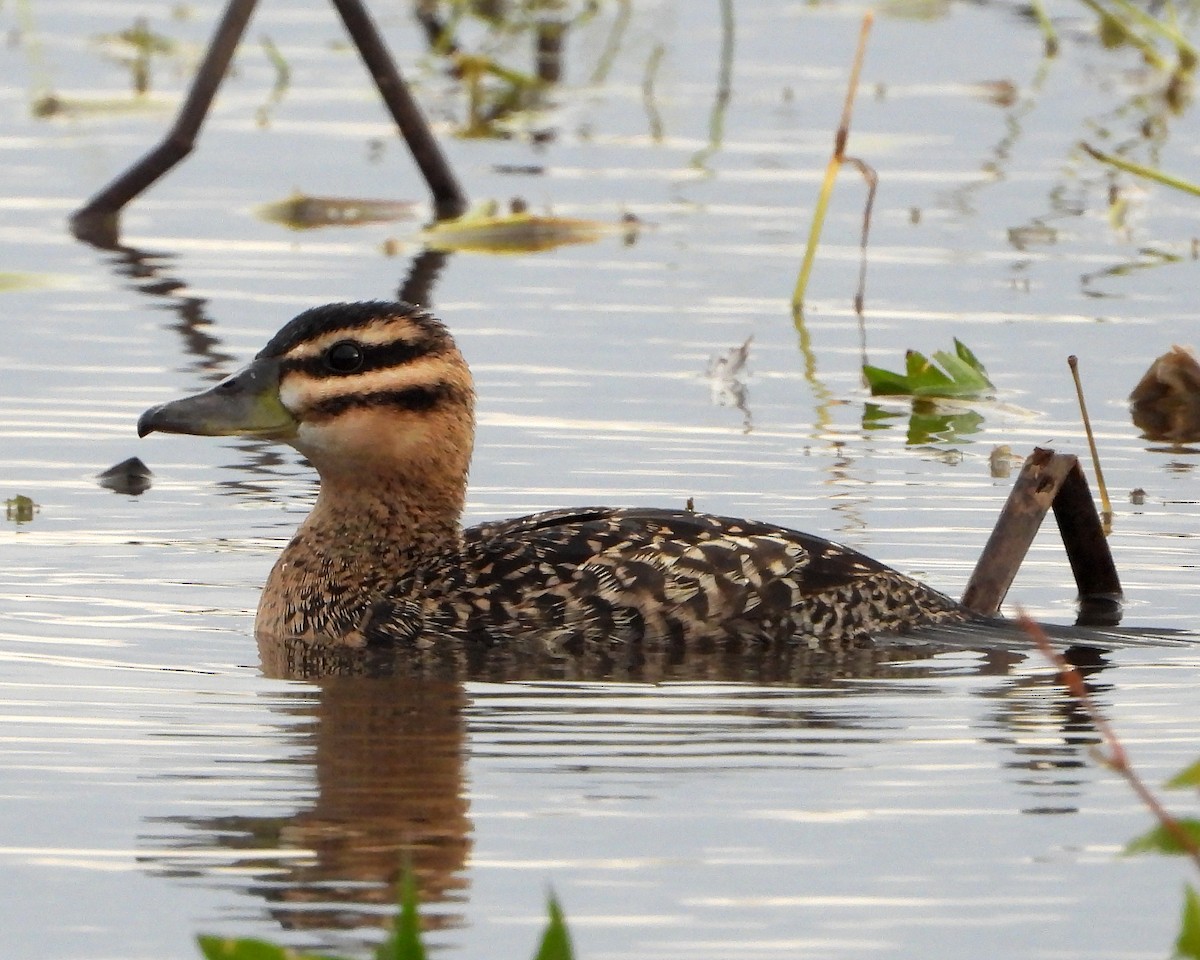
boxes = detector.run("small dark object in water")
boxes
[1130,345,1200,444]
[98,456,153,495]
[5,494,37,523]
[492,164,546,175]
[256,192,417,230]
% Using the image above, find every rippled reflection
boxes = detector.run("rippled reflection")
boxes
[118,621,1142,953]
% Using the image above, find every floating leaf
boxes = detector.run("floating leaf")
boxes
[1167,759,1200,789]
[533,895,575,960]
[863,338,994,399]
[5,495,37,524]
[423,203,628,254]
[1179,885,1200,959]
[860,366,911,397]
[1123,817,1200,856]
[256,192,417,230]
[196,935,341,960]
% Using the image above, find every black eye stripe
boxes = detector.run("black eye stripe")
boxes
[305,382,470,420]
[280,337,443,378]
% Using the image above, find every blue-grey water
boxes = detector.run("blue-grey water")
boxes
[3,1,1200,957]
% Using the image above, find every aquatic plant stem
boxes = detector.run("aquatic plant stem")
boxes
[1021,612,1200,873]
[792,10,873,315]
[1068,355,1113,528]
[1081,142,1200,197]
[1030,0,1059,56]
[691,0,735,170]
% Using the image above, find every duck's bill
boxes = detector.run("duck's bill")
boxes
[137,357,297,440]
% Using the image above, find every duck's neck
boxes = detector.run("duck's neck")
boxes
[302,466,466,565]
[257,464,466,644]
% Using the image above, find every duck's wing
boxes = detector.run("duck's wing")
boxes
[450,507,963,643]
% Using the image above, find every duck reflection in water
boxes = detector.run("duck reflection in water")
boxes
[131,626,1121,954]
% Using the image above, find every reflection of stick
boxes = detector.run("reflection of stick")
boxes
[792,11,873,313]
[691,0,734,170]
[1020,612,1200,873]
[1068,355,1113,527]
[642,44,665,142]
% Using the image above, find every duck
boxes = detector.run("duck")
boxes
[138,300,969,651]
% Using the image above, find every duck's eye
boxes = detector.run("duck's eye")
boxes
[324,341,364,374]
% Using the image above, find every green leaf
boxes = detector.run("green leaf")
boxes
[953,337,986,372]
[376,869,426,960]
[1176,885,1200,958]
[1124,818,1200,856]
[861,340,995,400]
[904,349,956,394]
[862,364,914,396]
[928,350,990,397]
[196,935,343,960]
[1166,759,1200,789]
[533,894,575,960]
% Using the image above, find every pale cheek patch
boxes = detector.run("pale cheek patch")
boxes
[295,409,427,466]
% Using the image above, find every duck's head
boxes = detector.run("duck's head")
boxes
[138,301,476,489]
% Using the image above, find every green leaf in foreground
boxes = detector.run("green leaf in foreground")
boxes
[863,338,995,399]
[196,935,343,960]
[1167,759,1200,789]
[376,869,426,960]
[1123,817,1200,856]
[533,895,575,960]
[1177,885,1200,959]
[198,875,574,960]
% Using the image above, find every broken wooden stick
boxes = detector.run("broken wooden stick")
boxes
[961,447,1122,624]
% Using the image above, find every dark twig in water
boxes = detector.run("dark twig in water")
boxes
[961,448,1122,623]
[72,0,467,246]
[841,155,878,316]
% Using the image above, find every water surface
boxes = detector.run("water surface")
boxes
[3,1,1200,957]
